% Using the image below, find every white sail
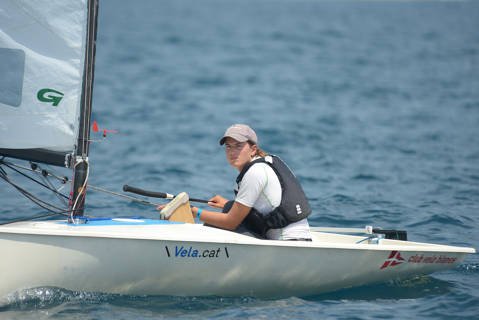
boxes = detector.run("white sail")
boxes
[0,0,89,151]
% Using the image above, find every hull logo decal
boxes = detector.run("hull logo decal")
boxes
[165,245,230,259]
[380,250,405,269]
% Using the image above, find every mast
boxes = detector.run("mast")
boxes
[71,0,99,217]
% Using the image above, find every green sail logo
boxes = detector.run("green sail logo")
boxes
[37,88,64,106]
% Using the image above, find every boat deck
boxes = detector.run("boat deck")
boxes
[0,218,475,254]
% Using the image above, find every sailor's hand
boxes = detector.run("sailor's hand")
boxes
[191,206,199,217]
[157,204,166,210]
[208,195,228,209]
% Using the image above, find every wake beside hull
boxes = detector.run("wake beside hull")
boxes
[0,220,474,299]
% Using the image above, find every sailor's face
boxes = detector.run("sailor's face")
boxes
[224,137,256,171]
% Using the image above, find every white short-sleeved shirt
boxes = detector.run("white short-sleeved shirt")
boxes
[235,159,311,240]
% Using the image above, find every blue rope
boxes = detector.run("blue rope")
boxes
[356,235,382,245]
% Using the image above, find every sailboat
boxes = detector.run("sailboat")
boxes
[0,0,475,300]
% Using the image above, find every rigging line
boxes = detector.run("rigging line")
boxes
[37,163,69,183]
[0,169,91,222]
[87,185,160,207]
[0,169,88,224]
[1,159,67,185]
[71,159,90,220]
[3,178,67,213]
[41,171,69,206]
[0,169,69,212]
[0,159,68,183]
[36,163,69,206]
[2,179,65,215]
[0,161,69,200]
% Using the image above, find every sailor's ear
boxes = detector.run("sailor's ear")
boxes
[250,144,258,157]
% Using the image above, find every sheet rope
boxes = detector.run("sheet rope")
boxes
[0,158,159,225]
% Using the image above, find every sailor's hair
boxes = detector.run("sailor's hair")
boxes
[247,140,268,157]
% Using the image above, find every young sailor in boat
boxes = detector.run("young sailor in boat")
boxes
[190,124,312,241]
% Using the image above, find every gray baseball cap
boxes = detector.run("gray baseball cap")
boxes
[219,124,258,145]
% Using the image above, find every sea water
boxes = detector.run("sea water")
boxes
[1,0,478,319]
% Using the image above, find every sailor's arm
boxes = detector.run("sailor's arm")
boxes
[191,201,251,230]
[207,195,229,209]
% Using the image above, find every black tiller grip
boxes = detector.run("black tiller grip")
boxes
[123,185,168,199]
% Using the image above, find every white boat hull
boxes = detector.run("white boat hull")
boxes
[0,219,475,299]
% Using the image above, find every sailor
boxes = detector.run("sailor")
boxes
[191,124,312,241]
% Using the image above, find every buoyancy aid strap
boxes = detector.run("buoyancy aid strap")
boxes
[263,206,290,229]
[235,157,282,234]
[243,208,268,236]
[235,158,265,187]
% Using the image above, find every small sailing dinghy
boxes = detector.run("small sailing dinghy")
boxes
[0,0,475,299]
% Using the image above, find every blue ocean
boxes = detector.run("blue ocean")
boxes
[1,0,478,318]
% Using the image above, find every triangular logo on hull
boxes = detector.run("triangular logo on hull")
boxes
[380,250,405,269]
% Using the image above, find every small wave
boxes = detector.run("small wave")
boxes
[320,28,344,39]
[0,287,112,311]
[462,101,479,109]
[164,35,182,45]
[331,194,357,204]
[393,148,417,155]
[407,213,470,229]
[0,287,261,315]
[303,275,453,302]
[457,263,479,274]
[192,76,230,88]
[351,174,383,181]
